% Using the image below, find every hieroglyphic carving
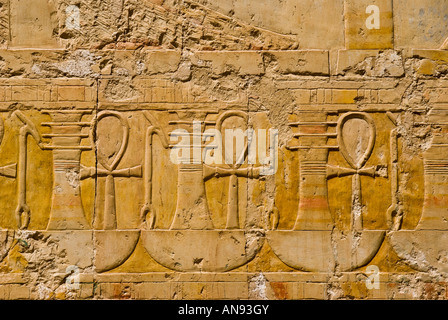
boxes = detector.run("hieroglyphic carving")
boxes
[0,117,16,182]
[0,105,431,279]
[0,113,16,262]
[286,111,336,231]
[41,110,92,231]
[140,111,169,230]
[0,230,14,263]
[327,112,387,231]
[204,110,263,229]
[12,110,44,229]
[0,115,17,230]
[1,0,448,301]
[141,109,265,272]
[4,109,142,273]
[390,106,448,272]
[386,112,404,230]
[267,111,388,272]
[78,110,142,272]
[81,111,142,230]
[168,111,216,231]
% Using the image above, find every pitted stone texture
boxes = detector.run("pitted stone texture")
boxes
[0,0,448,301]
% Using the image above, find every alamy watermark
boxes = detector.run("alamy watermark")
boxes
[169,121,279,176]
[365,5,380,30]
[66,5,80,30]
[365,265,380,290]
[65,265,80,291]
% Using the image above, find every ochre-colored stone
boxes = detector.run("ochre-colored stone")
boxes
[344,0,394,50]
[270,50,329,75]
[332,89,359,104]
[0,0,448,302]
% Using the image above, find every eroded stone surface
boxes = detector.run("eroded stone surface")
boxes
[0,0,448,300]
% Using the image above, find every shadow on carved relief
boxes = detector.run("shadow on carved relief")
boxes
[140,110,272,272]
[267,110,425,273]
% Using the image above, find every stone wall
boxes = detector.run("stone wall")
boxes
[0,0,448,300]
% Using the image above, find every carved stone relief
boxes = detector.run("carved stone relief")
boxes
[267,111,390,272]
[0,0,448,301]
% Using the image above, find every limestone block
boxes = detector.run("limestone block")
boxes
[9,0,60,48]
[413,50,448,64]
[269,50,329,75]
[267,230,384,272]
[57,86,86,102]
[143,50,182,75]
[141,230,264,272]
[336,50,404,77]
[134,282,171,300]
[192,51,264,76]
[8,284,29,299]
[394,0,448,49]
[390,231,448,272]
[41,231,94,271]
[412,50,448,76]
[303,283,327,300]
[1,0,448,302]
[94,231,140,272]
[332,89,358,104]
[201,0,345,49]
[292,89,312,104]
[415,59,438,76]
[344,0,394,49]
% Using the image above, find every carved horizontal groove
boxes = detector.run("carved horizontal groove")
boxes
[203,144,219,148]
[41,122,92,126]
[168,109,220,113]
[53,160,80,171]
[41,110,92,114]
[294,133,337,137]
[168,121,217,125]
[179,165,203,172]
[300,162,327,175]
[287,145,338,150]
[169,144,203,148]
[300,171,327,175]
[424,160,448,174]
[42,133,90,138]
[424,160,448,164]
[425,170,448,175]
[300,170,327,175]
[170,132,205,137]
[415,122,448,126]
[53,160,80,165]
[428,144,448,147]
[42,145,92,150]
[289,121,338,126]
